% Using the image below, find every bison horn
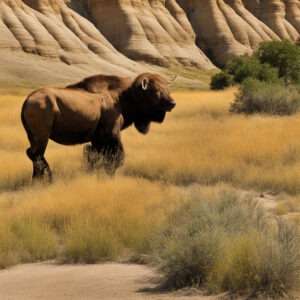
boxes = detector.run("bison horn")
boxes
[141,78,149,90]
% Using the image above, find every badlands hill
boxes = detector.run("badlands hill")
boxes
[0,0,300,87]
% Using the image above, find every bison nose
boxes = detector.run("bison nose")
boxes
[167,100,176,111]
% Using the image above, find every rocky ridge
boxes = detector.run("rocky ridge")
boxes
[1,0,300,86]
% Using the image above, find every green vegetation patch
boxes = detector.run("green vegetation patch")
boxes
[231,79,300,115]
[211,41,300,115]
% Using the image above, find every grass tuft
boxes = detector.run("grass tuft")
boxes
[62,218,121,263]
[0,175,182,266]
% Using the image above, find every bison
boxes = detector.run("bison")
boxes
[21,73,176,181]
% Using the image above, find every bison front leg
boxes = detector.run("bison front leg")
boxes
[87,136,125,175]
[83,144,100,171]
[101,138,124,175]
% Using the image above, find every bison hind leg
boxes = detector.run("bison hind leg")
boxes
[26,145,52,183]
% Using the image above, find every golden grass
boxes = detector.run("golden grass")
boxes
[0,174,183,266]
[4,87,300,194]
[124,89,300,194]
[1,87,300,265]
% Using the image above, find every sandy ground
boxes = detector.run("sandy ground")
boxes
[0,263,219,300]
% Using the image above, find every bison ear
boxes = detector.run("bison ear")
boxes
[134,121,151,134]
[141,78,149,91]
[134,74,151,91]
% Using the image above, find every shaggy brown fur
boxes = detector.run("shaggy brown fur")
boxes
[21,73,176,180]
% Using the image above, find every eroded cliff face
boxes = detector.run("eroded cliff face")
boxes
[178,0,287,65]
[244,0,300,40]
[84,0,214,69]
[1,0,300,83]
[0,0,143,76]
[259,0,299,40]
[284,0,300,32]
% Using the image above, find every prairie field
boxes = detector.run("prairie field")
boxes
[1,87,300,270]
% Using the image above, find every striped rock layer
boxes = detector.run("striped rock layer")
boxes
[1,0,300,78]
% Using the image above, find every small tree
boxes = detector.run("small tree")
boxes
[226,56,261,83]
[226,56,279,84]
[257,63,279,83]
[256,40,300,85]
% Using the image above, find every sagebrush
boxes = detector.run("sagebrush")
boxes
[153,189,300,297]
[230,79,300,115]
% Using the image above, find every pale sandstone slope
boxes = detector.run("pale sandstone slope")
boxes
[259,0,299,41]
[223,0,300,43]
[284,0,300,32]
[243,0,261,15]
[166,0,196,38]
[0,0,141,78]
[23,0,135,67]
[85,0,214,69]
[2,0,300,86]
[225,0,280,41]
[244,0,300,41]
[178,0,284,65]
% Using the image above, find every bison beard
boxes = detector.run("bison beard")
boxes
[134,121,151,134]
[134,110,166,134]
[151,110,166,123]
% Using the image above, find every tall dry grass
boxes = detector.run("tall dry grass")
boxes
[125,89,300,195]
[0,175,183,266]
[3,88,300,194]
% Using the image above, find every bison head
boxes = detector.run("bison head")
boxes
[131,73,176,134]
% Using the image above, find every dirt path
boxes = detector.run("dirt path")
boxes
[0,263,218,300]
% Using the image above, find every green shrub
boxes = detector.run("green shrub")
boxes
[226,56,279,84]
[152,189,300,297]
[210,72,233,90]
[210,41,300,90]
[256,40,300,84]
[256,63,279,83]
[230,79,300,115]
[227,56,262,83]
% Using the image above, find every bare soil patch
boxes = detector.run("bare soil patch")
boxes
[0,263,218,300]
